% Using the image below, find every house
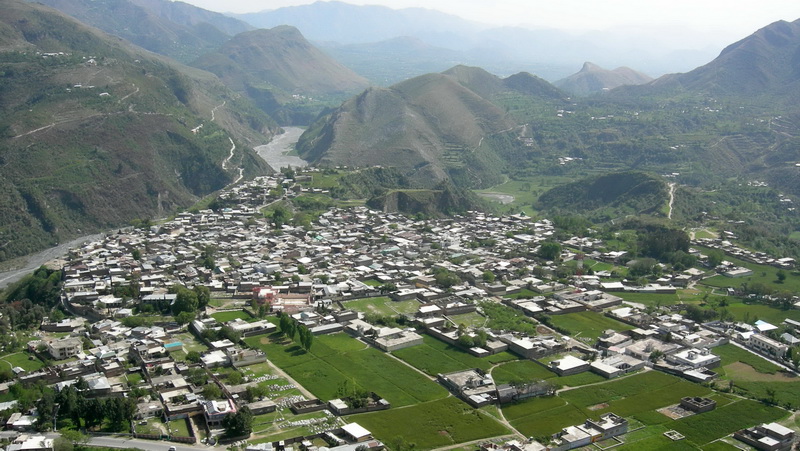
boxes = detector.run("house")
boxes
[748,334,789,359]
[550,355,590,376]
[46,337,83,360]
[202,399,236,428]
[590,355,645,378]
[667,348,720,369]
[680,397,716,413]
[341,423,372,443]
[8,435,53,451]
[225,347,267,367]
[734,422,795,451]
[549,413,628,451]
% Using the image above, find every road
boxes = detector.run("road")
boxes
[667,182,676,219]
[88,435,209,451]
[0,233,104,289]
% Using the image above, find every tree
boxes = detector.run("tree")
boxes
[482,271,496,283]
[203,383,222,399]
[194,285,211,310]
[271,206,291,229]
[538,242,561,261]
[53,437,73,451]
[706,249,724,267]
[186,351,201,363]
[222,406,253,438]
[298,325,313,351]
[60,430,89,448]
[776,270,787,283]
[171,286,198,315]
[175,311,195,326]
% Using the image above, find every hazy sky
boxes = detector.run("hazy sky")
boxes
[182,0,800,40]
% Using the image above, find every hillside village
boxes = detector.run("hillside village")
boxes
[1,170,800,451]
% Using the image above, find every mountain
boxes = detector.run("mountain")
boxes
[32,0,253,63]
[0,0,274,262]
[555,62,652,96]
[236,2,723,80]
[296,67,526,188]
[192,25,370,124]
[442,65,565,101]
[235,1,486,47]
[634,19,800,99]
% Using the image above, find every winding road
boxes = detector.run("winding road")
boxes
[667,182,676,219]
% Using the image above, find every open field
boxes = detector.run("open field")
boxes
[342,296,420,316]
[448,312,488,328]
[503,371,711,437]
[351,397,511,449]
[670,399,787,447]
[244,333,447,407]
[210,310,256,323]
[392,334,517,375]
[0,352,44,372]
[696,247,800,294]
[491,360,605,389]
[713,344,782,375]
[548,311,634,341]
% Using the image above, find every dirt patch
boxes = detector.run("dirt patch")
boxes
[657,404,694,420]
[260,337,269,344]
[725,362,798,382]
[588,402,609,411]
[537,326,552,334]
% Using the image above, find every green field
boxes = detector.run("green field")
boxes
[351,397,511,449]
[503,371,711,437]
[392,334,517,375]
[698,247,800,294]
[548,311,634,341]
[0,352,44,372]
[245,333,447,407]
[671,399,786,447]
[713,344,781,374]
[616,291,682,307]
[448,312,488,328]
[712,345,800,408]
[491,360,605,389]
[342,296,420,316]
[211,310,256,323]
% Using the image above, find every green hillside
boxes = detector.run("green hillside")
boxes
[0,0,273,261]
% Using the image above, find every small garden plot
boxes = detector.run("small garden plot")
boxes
[393,334,517,375]
[491,359,605,389]
[713,344,781,374]
[343,296,420,316]
[449,311,487,328]
[350,397,511,449]
[211,310,256,323]
[548,311,634,341]
[251,410,336,441]
[616,291,681,307]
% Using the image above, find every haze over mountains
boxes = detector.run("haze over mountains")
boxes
[234,0,722,81]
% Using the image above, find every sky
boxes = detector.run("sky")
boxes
[181,0,800,42]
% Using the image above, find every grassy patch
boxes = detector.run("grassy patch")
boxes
[712,344,781,375]
[351,397,511,449]
[671,399,787,447]
[448,312,488,328]
[342,297,420,316]
[245,333,447,407]
[492,360,605,389]
[0,352,44,372]
[393,334,517,375]
[548,311,634,341]
[616,291,681,307]
[211,310,255,323]
[503,288,539,300]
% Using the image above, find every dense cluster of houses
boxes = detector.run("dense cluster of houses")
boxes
[6,170,797,449]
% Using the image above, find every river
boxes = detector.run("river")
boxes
[255,126,308,171]
[0,233,105,289]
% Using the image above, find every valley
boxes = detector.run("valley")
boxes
[0,1,799,450]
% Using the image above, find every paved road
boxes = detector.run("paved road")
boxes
[88,436,210,451]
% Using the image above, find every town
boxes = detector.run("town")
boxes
[1,170,799,451]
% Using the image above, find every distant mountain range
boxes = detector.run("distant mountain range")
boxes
[0,0,273,261]
[191,25,370,124]
[235,1,719,80]
[555,62,652,96]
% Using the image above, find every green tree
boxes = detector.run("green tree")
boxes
[185,351,201,363]
[538,242,562,261]
[175,311,195,326]
[203,383,222,399]
[706,249,724,267]
[171,286,198,315]
[194,285,211,310]
[776,270,787,283]
[482,271,496,283]
[222,406,253,438]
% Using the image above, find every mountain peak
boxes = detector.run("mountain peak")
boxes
[581,62,603,72]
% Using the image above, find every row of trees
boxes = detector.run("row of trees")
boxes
[278,312,313,351]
